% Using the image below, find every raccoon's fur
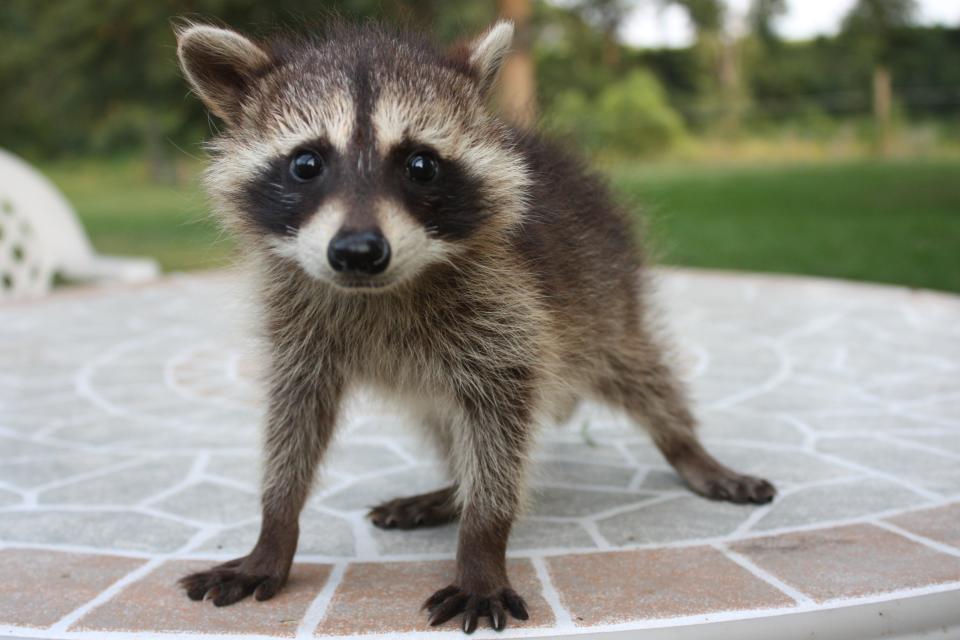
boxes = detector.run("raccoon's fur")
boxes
[175,20,775,633]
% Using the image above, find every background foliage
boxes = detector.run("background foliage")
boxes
[1,0,958,291]
[4,0,959,163]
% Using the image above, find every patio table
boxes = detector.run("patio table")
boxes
[1,268,959,639]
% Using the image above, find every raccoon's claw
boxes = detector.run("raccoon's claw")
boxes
[424,584,528,633]
[180,558,286,606]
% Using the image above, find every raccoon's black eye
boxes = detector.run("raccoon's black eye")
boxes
[406,152,439,183]
[290,150,323,182]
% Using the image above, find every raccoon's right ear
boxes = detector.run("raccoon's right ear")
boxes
[175,23,270,126]
[456,20,514,94]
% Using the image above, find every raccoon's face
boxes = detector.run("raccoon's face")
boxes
[177,21,527,291]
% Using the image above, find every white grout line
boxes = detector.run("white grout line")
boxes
[49,556,168,634]
[5,273,960,639]
[872,519,960,558]
[296,561,347,639]
[879,434,960,461]
[344,509,381,558]
[579,520,610,550]
[714,543,814,606]
[5,497,960,566]
[810,450,945,502]
[137,451,209,508]
[705,336,792,411]
[28,455,155,494]
[530,556,575,629]
[48,523,221,634]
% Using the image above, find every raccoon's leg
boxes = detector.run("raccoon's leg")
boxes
[599,344,775,505]
[180,372,342,606]
[424,378,534,633]
[369,485,459,529]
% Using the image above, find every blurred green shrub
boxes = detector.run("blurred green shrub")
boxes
[548,70,686,156]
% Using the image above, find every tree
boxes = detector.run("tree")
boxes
[495,0,537,127]
[0,1,495,171]
[568,0,632,67]
[842,0,918,154]
[749,0,787,48]
[664,0,744,134]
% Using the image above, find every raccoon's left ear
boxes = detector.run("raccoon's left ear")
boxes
[460,20,514,93]
[175,23,271,126]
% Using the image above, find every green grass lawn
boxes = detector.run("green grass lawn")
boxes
[44,159,233,273]
[612,159,960,293]
[44,157,960,293]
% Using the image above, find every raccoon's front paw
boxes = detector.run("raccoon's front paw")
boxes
[179,556,288,606]
[424,584,529,633]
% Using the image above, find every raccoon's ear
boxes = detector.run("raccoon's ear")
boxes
[175,23,270,126]
[463,20,514,93]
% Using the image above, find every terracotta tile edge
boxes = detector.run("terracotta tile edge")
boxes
[873,519,960,559]
[298,561,348,636]
[530,556,575,627]
[64,558,164,632]
[713,543,813,606]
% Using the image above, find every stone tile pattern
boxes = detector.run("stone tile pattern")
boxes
[316,559,553,635]
[546,546,794,625]
[71,560,332,636]
[730,524,960,603]
[0,270,958,638]
[0,549,144,628]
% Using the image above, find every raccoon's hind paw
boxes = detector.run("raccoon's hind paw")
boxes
[688,467,776,505]
[368,486,458,530]
[179,558,285,606]
[424,584,529,633]
[672,447,776,505]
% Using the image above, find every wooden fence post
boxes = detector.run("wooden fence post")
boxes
[495,0,537,127]
[873,64,892,156]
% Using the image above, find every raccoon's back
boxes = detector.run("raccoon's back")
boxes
[509,131,645,323]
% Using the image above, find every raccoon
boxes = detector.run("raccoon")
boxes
[175,20,775,633]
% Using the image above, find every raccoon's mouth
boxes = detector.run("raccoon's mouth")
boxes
[330,276,396,292]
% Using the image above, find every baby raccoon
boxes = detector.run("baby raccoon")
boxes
[175,19,775,633]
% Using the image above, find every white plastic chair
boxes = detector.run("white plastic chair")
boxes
[0,148,160,301]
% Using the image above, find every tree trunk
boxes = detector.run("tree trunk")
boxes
[717,35,742,137]
[145,110,177,185]
[495,0,537,127]
[873,64,893,157]
[602,30,620,68]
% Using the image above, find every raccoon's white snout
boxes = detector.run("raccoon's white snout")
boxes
[268,198,454,290]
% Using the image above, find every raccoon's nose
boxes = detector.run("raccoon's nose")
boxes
[327,230,391,275]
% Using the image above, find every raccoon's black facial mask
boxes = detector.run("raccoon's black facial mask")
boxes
[385,142,490,242]
[239,137,489,245]
[237,141,339,236]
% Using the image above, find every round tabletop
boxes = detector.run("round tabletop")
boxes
[1,269,959,639]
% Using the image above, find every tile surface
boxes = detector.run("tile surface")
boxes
[73,560,331,636]
[885,504,960,550]
[731,524,960,602]
[0,549,143,628]
[316,559,552,635]
[1,270,959,639]
[546,546,794,625]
